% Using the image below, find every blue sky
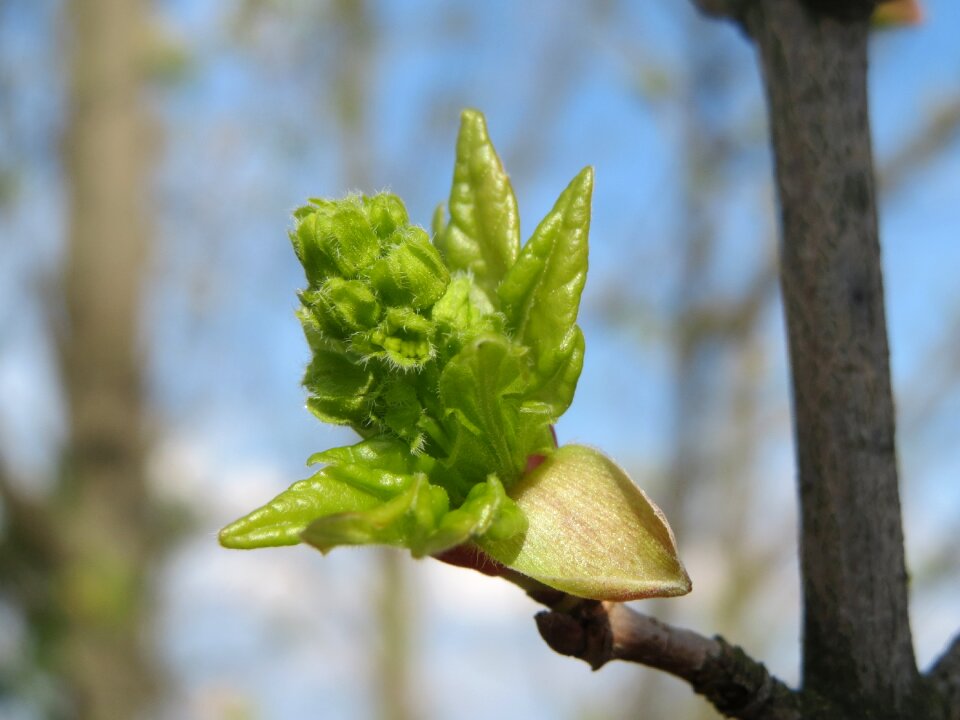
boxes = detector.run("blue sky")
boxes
[1,1,959,718]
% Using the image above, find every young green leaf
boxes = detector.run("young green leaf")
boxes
[301,474,449,555]
[218,471,382,549]
[418,475,527,557]
[498,167,592,401]
[434,109,520,299]
[303,348,376,428]
[439,336,552,486]
[479,444,691,601]
[430,275,504,360]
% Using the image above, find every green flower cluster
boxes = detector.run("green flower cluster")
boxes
[220,110,690,601]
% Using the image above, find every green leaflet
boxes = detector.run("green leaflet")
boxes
[499,167,592,410]
[418,476,527,557]
[302,474,449,554]
[439,336,552,487]
[223,437,526,558]
[218,471,383,549]
[434,109,520,300]
[303,348,376,429]
[221,109,691,604]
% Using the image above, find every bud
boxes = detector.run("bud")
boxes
[303,278,381,337]
[353,306,437,369]
[368,227,450,310]
[480,444,691,601]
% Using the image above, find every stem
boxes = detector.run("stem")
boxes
[927,633,960,716]
[746,0,918,713]
[534,598,803,720]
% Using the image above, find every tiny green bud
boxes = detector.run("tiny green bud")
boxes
[303,349,376,427]
[368,227,450,310]
[319,202,382,278]
[304,278,381,337]
[353,306,436,369]
[363,193,410,239]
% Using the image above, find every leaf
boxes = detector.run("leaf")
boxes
[439,337,543,484]
[301,474,449,555]
[524,325,584,421]
[435,109,520,299]
[430,275,504,360]
[308,437,422,472]
[418,475,527,557]
[218,470,382,549]
[220,438,437,550]
[303,348,376,429]
[498,167,592,393]
[479,444,691,601]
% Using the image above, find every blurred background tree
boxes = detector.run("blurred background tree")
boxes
[1,1,958,718]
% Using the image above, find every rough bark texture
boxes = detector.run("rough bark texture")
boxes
[745,1,919,716]
[59,0,156,716]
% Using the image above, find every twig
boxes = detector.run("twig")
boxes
[928,633,960,717]
[690,0,748,23]
[532,596,803,720]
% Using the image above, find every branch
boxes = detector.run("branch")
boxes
[690,0,748,22]
[436,529,804,718]
[747,0,919,711]
[928,633,960,715]
[533,596,803,720]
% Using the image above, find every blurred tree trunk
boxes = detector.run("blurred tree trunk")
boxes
[56,0,157,716]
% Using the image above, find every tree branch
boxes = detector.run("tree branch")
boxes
[533,598,803,720]
[928,633,960,716]
[746,0,919,713]
[690,0,748,22]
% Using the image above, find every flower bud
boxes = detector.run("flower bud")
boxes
[368,227,450,310]
[353,306,437,369]
[303,278,381,337]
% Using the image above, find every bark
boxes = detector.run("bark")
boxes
[928,634,960,719]
[744,0,919,715]
[58,0,156,716]
[535,599,802,720]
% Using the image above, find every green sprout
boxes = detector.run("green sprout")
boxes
[219,110,691,601]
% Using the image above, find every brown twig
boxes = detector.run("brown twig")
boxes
[533,597,803,720]
[928,633,960,717]
[690,0,748,23]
